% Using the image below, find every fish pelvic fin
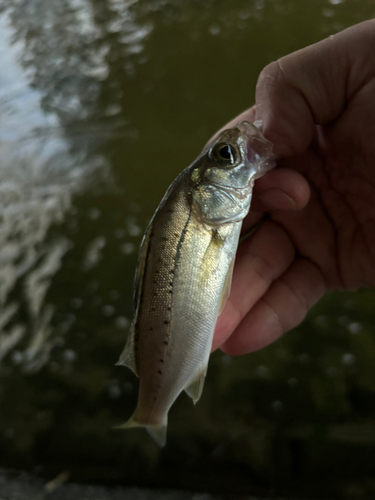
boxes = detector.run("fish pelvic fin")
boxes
[115,413,168,447]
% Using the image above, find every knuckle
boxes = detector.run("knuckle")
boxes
[257,60,286,92]
[245,249,275,287]
[259,296,285,336]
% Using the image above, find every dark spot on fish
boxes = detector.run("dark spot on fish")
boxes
[154,292,158,297]
[174,233,179,238]
[162,236,168,242]
[156,270,159,274]
[169,282,173,287]
[160,359,164,363]
[170,270,174,274]
[167,307,171,311]
[150,327,153,331]
[151,306,156,311]
[158,258,162,263]
[168,290,172,294]
[158,370,162,375]
[164,341,168,345]
[164,320,169,325]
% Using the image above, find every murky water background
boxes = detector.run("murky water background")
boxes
[1,0,375,498]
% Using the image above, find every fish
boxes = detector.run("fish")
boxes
[117,121,275,446]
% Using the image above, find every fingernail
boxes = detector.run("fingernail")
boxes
[258,189,297,211]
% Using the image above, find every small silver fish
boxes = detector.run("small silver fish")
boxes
[117,121,275,445]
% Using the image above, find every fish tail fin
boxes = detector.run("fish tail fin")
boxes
[115,413,168,447]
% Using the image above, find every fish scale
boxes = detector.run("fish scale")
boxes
[117,121,275,446]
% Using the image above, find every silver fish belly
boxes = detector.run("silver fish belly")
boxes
[117,121,275,445]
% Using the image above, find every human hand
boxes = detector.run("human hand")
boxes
[213,19,375,355]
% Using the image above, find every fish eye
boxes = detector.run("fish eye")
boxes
[219,145,232,160]
[212,143,237,167]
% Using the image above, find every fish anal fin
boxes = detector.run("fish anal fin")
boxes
[185,367,207,404]
[116,324,138,376]
[218,255,235,315]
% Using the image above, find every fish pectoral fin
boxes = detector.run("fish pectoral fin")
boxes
[185,367,207,404]
[116,324,137,376]
[115,413,168,447]
[218,255,235,315]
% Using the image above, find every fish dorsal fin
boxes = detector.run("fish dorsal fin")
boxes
[133,221,153,313]
[185,367,207,404]
[116,221,154,376]
[218,255,235,315]
[116,324,137,375]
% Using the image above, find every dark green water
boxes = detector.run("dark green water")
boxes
[1,0,375,498]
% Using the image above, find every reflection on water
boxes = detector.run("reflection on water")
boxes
[0,0,152,370]
[1,0,375,498]
[0,8,109,371]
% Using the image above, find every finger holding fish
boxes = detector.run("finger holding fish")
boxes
[219,256,326,355]
[212,219,295,351]
[213,173,326,355]
[214,196,332,355]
